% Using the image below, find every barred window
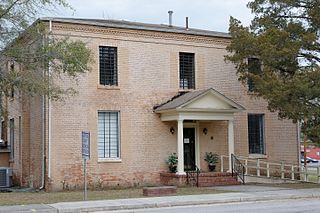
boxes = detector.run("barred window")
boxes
[248,114,265,154]
[179,52,195,89]
[99,46,118,86]
[98,112,120,159]
[247,58,261,92]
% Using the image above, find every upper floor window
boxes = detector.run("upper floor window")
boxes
[9,62,15,98]
[247,58,261,92]
[99,46,118,86]
[1,121,4,140]
[9,118,14,160]
[179,52,195,89]
[248,114,265,154]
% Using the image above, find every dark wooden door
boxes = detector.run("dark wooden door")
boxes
[183,128,195,171]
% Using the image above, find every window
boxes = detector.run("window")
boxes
[1,121,4,140]
[10,118,14,160]
[9,62,14,98]
[248,114,265,154]
[247,58,261,92]
[179,52,195,89]
[98,112,120,159]
[99,46,118,86]
[10,86,14,98]
[19,116,21,162]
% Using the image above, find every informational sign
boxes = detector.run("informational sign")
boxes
[82,131,90,160]
[184,138,190,144]
[82,131,90,201]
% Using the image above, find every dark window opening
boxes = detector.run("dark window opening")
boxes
[180,52,195,89]
[10,86,14,98]
[248,114,265,154]
[1,121,4,140]
[10,118,14,160]
[99,46,118,86]
[248,58,261,92]
[10,63,14,71]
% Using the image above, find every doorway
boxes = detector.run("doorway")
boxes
[183,128,195,171]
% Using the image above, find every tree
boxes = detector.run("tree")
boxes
[0,0,92,146]
[225,0,320,165]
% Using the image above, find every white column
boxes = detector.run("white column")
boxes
[228,120,235,172]
[176,119,185,175]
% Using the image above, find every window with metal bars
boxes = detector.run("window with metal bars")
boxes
[247,58,261,92]
[98,112,120,159]
[248,114,265,154]
[179,52,195,89]
[99,46,118,86]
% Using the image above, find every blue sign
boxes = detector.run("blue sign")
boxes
[82,131,90,160]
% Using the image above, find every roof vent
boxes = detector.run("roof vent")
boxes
[186,17,189,30]
[168,10,173,27]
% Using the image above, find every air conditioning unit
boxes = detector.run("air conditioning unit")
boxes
[0,167,12,188]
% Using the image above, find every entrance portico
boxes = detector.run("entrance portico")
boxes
[155,88,245,174]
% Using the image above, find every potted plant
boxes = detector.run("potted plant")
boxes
[166,153,178,173]
[204,152,219,172]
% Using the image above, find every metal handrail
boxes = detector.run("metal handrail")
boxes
[186,162,200,187]
[231,154,245,184]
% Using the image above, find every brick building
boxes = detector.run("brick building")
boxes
[0,18,299,191]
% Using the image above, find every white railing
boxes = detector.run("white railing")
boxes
[220,155,320,183]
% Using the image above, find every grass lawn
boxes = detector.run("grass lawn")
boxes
[0,187,228,206]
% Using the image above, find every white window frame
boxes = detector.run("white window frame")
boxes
[97,111,121,161]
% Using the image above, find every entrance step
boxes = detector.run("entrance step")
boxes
[160,172,241,187]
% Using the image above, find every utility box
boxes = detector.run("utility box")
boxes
[0,167,12,187]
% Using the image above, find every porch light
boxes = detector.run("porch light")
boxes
[203,128,208,135]
[170,127,175,134]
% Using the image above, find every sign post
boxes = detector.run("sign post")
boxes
[82,131,90,201]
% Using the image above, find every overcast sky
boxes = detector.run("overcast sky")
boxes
[53,0,253,33]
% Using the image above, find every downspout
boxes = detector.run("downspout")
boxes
[39,94,45,190]
[39,20,52,190]
[297,121,301,166]
[48,19,52,180]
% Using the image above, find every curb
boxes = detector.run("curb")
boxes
[48,193,320,213]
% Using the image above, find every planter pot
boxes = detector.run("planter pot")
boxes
[169,165,177,173]
[208,164,216,172]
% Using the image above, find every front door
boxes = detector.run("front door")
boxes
[183,128,195,171]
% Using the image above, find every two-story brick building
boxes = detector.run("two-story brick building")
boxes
[1,18,299,191]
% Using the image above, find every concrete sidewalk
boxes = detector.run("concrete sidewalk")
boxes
[1,186,320,213]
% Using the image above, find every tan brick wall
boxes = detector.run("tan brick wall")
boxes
[5,93,44,188]
[7,22,298,191]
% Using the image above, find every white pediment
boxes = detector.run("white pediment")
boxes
[175,88,245,112]
[182,92,234,110]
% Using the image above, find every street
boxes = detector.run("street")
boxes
[97,198,320,213]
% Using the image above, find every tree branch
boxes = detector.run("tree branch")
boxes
[0,0,22,19]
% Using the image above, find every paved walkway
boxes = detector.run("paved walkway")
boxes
[0,185,320,213]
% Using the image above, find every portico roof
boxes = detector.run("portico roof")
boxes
[154,88,245,121]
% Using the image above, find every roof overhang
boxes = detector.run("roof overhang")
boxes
[155,88,245,121]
